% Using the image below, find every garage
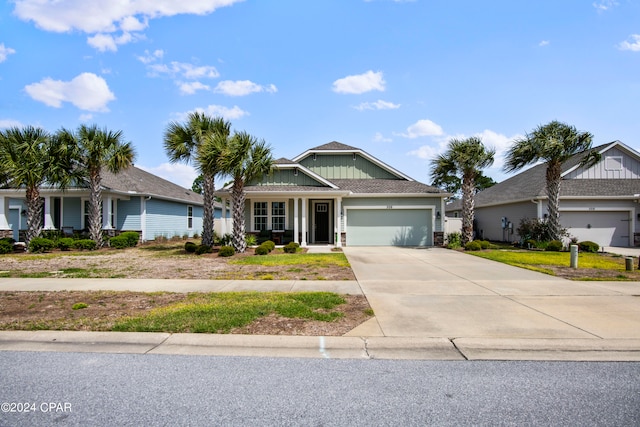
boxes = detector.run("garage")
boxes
[560,211,631,247]
[346,208,432,246]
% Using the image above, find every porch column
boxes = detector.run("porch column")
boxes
[221,198,228,235]
[293,197,299,244]
[0,196,10,230]
[102,195,113,229]
[301,197,307,247]
[43,196,55,230]
[335,197,342,247]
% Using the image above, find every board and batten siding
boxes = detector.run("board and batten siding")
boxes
[565,147,640,179]
[299,154,398,180]
[255,169,325,187]
[145,198,202,240]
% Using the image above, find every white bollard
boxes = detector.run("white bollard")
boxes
[570,245,578,269]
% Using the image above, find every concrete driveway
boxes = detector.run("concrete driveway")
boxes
[343,247,640,341]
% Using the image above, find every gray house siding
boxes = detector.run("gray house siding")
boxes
[566,146,640,180]
[473,201,538,242]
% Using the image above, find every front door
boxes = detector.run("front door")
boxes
[314,202,330,243]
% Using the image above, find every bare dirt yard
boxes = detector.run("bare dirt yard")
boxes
[0,243,370,335]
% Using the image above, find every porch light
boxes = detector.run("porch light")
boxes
[294,168,298,176]
[436,211,441,219]
[313,153,317,161]
[353,153,356,161]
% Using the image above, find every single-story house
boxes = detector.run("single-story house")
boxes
[446,140,640,248]
[0,166,215,242]
[216,141,449,247]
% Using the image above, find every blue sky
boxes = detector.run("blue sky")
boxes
[1,0,639,188]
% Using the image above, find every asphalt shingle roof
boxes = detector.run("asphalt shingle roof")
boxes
[331,179,445,194]
[309,141,360,151]
[101,166,204,204]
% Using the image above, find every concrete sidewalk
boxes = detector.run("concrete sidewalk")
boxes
[1,246,640,361]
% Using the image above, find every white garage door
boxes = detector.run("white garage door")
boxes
[346,209,432,246]
[560,211,630,247]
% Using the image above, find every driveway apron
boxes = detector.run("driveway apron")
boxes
[343,247,640,339]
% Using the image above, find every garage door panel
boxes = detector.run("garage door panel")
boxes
[347,209,431,246]
[560,211,629,247]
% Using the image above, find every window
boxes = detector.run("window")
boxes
[187,205,193,229]
[272,201,286,231]
[605,156,623,171]
[254,202,268,231]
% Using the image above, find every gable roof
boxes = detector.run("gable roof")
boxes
[102,166,204,205]
[292,141,415,181]
[447,140,640,210]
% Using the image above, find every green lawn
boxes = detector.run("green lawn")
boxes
[230,252,350,268]
[468,249,635,279]
[112,291,346,333]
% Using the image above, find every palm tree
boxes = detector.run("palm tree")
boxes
[504,120,598,241]
[163,113,231,247]
[218,131,273,253]
[0,126,78,246]
[430,136,495,245]
[58,124,136,246]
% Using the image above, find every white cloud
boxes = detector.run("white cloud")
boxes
[0,119,24,129]
[79,113,93,122]
[178,81,211,95]
[0,43,16,63]
[400,119,444,138]
[593,1,618,12]
[148,61,220,79]
[214,80,278,96]
[13,0,244,51]
[174,105,249,122]
[354,99,400,111]
[538,40,550,47]
[137,49,164,64]
[139,163,198,189]
[618,34,640,52]
[24,72,116,112]
[332,70,385,94]
[373,132,392,143]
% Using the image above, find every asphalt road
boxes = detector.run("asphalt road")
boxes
[1,352,639,426]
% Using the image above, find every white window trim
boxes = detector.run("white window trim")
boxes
[187,205,193,229]
[251,200,288,232]
[605,156,623,171]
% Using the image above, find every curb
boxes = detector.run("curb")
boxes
[2,331,640,361]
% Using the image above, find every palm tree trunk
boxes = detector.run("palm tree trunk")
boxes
[231,179,247,253]
[201,172,215,247]
[88,170,103,246]
[25,186,43,246]
[461,174,475,245]
[545,161,562,241]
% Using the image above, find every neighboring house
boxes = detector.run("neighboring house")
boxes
[0,166,212,242]
[446,141,640,248]
[216,141,449,247]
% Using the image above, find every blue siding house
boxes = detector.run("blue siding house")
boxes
[0,166,210,242]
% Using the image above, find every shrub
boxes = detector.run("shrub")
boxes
[525,239,537,249]
[578,241,599,253]
[464,241,482,251]
[28,237,55,253]
[517,218,567,243]
[72,303,88,310]
[184,241,197,253]
[255,245,269,255]
[546,240,563,252]
[0,240,13,254]
[120,231,140,247]
[478,240,490,249]
[218,245,235,257]
[245,234,257,247]
[109,235,129,249]
[57,237,75,251]
[283,242,299,253]
[262,240,276,252]
[195,244,213,255]
[73,239,97,251]
[446,232,462,249]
